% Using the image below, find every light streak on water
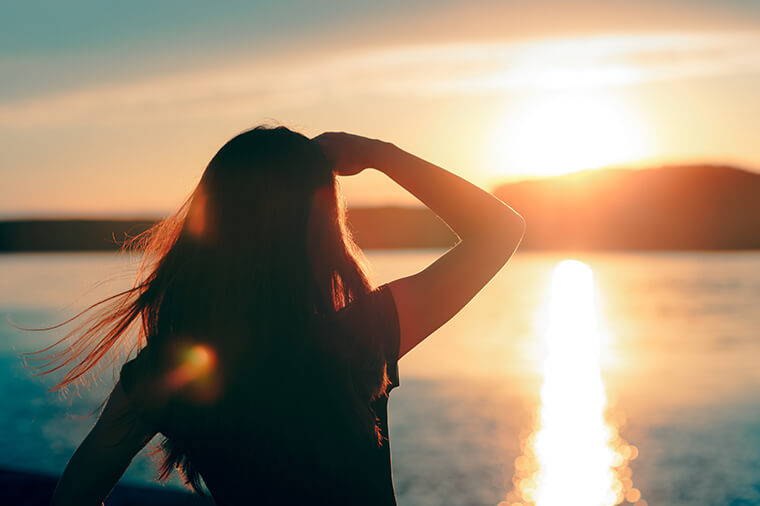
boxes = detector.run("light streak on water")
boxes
[502,260,644,506]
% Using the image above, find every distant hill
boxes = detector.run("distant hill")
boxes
[0,219,157,252]
[0,211,452,252]
[0,165,758,252]
[492,164,760,250]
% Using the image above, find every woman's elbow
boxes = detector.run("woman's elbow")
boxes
[499,211,526,250]
[513,211,527,236]
[473,212,525,259]
[466,209,526,251]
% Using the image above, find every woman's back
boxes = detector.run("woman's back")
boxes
[119,283,401,505]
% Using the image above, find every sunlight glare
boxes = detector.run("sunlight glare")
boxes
[489,92,652,177]
[504,260,641,506]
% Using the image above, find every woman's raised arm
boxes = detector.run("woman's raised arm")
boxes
[315,132,525,358]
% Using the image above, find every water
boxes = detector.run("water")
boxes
[1,251,760,505]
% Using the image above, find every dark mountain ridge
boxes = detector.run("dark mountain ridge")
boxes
[1,165,757,251]
[493,164,760,250]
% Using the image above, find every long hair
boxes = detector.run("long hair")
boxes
[27,125,391,492]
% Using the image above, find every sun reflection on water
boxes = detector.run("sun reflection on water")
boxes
[503,260,644,506]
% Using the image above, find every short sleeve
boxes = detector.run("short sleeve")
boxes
[118,343,165,427]
[119,352,145,398]
[376,283,401,390]
[328,283,401,391]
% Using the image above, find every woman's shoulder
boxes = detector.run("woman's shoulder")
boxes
[118,339,169,419]
[120,342,157,393]
[319,283,401,387]
[320,284,398,340]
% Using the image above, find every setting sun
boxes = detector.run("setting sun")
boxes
[488,91,653,177]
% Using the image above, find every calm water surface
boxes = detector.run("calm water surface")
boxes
[1,251,759,506]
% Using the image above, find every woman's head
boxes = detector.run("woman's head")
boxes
[188,126,330,246]
[181,126,368,313]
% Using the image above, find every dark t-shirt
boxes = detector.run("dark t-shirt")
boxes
[120,283,401,505]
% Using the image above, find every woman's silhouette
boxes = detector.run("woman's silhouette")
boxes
[44,126,525,505]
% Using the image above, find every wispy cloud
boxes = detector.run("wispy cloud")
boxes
[2,31,759,127]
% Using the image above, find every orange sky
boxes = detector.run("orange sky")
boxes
[2,0,759,217]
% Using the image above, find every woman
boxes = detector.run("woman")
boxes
[43,126,525,505]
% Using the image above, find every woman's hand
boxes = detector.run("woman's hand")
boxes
[313,132,394,176]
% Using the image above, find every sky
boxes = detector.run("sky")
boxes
[2,0,760,217]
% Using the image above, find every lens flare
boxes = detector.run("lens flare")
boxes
[165,344,217,391]
[503,260,642,506]
[187,189,209,240]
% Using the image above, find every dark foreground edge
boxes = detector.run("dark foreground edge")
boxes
[0,467,212,506]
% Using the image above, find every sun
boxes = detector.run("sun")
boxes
[487,91,652,177]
